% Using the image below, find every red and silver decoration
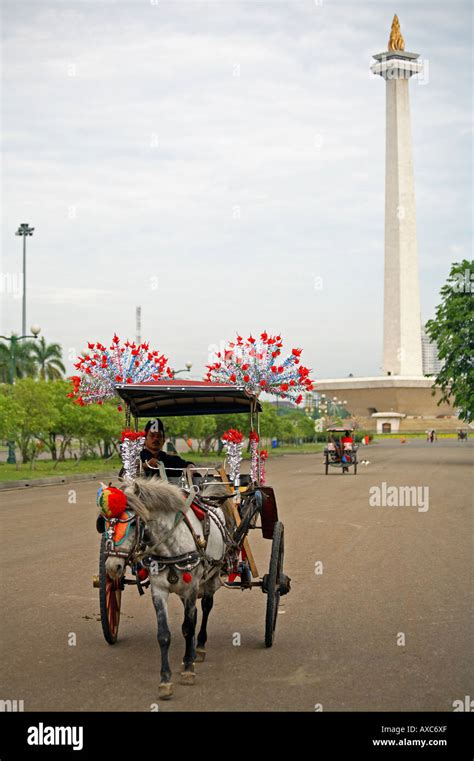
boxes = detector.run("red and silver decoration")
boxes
[221,428,244,487]
[205,332,314,404]
[68,334,172,407]
[249,430,260,483]
[259,449,268,486]
[120,430,146,480]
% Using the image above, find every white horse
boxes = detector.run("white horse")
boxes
[105,477,229,699]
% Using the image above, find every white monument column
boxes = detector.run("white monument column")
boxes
[371,16,423,376]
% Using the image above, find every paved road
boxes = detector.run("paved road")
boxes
[1,441,472,712]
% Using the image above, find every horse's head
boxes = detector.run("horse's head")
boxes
[103,508,140,580]
[104,478,183,578]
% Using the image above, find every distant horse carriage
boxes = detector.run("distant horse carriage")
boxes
[324,426,358,475]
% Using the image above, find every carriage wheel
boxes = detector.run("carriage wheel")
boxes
[264,521,284,648]
[99,534,122,645]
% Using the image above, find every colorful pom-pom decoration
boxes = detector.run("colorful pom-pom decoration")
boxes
[97,485,128,519]
[182,572,192,584]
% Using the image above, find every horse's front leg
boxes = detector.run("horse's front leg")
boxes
[180,589,197,685]
[152,587,173,699]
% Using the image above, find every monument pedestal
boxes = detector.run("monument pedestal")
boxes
[313,376,456,431]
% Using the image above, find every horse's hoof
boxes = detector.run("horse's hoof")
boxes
[195,648,206,662]
[158,682,173,700]
[179,671,196,685]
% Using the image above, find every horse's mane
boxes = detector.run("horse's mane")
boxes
[124,477,186,521]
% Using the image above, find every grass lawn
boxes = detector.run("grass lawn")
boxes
[0,457,122,481]
[178,443,326,461]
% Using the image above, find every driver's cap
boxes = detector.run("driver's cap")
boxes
[145,418,165,434]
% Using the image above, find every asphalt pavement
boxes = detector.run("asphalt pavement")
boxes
[1,440,472,712]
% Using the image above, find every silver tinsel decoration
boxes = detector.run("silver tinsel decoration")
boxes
[120,434,145,480]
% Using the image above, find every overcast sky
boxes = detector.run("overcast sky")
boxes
[1,0,472,380]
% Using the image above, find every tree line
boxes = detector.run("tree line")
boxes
[0,337,65,382]
[0,379,316,464]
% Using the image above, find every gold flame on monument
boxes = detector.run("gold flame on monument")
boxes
[388,14,405,51]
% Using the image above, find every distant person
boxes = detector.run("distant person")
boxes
[340,430,354,472]
[341,430,354,445]
[166,440,178,455]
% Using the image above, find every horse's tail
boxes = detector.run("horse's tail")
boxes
[123,477,186,521]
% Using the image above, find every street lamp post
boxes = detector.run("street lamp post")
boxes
[15,223,35,337]
[172,362,192,378]
[0,325,41,463]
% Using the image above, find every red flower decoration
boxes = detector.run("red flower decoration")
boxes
[206,332,314,405]
[69,335,170,406]
[222,428,244,444]
[121,430,146,441]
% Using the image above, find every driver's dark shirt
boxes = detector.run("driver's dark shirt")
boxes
[140,448,194,479]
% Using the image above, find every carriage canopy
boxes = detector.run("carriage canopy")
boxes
[115,379,262,418]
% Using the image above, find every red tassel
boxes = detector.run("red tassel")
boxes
[182,572,192,584]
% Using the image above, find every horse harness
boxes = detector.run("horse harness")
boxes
[104,511,140,559]
[105,490,233,586]
[140,497,233,584]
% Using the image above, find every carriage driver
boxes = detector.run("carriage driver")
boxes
[140,418,195,479]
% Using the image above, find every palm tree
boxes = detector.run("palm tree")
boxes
[0,337,38,382]
[30,337,66,380]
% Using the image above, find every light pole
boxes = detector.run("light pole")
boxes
[0,325,41,463]
[172,362,192,378]
[15,223,35,337]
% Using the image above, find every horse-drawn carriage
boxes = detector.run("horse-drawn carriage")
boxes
[92,379,291,697]
[324,426,358,475]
